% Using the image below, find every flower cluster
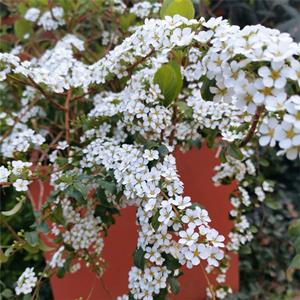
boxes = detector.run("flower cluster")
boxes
[25,6,65,31]
[15,267,37,295]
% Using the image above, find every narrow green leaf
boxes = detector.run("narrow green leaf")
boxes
[162,253,181,271]
[200,77,215,101]
[0,249,8,263]
[169,277,180,294]
[290,254,300,269]
[151,210,160,231]
[227,144,244,160]
[1,200,23,216]
[133,247,145,270]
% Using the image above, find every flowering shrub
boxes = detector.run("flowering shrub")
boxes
[0,1,300,299]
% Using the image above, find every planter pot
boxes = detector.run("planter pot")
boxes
[29,146,238,300]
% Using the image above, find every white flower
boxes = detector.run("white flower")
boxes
[38,7,65,31]
[207,247,224,267]
[258,61,290,89]
[15,267,37,295]
[278,146,300,160]
[170,27,194,47]
[178,227,199,246]
[203,17,223,29]
[49,246,66,268]
[185,244,210,267]
[24,8,40,22]
[143,149,159,161]
[0,166,10,182]
[13,179,30,192]
[253,79,282,105]
[255,186,265,202]
[57,140,69,150]
[288,58,300,86]
[170,195,191,210]
[193,30,213,43]
[284,95,300,129]
[275,122,300,149]
[11,160,32,176]
[206,229,225,248]
[258,118,278,147]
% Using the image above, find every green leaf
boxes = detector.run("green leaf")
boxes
[227,144,244,160]
[65,185,86,204]
[288,219,300,238]
[24,231,39,247]
[120,13,136,31]
[162,253,181,271]
[151,210,160,231]
[265,197,282,210]
[158,145,169,158]
[37,222,49,234]
[0,249,8,263]
[293,237,300,253]
[290,254,300,269]
[153,289,168,300]
[128,294,135,300]
[17,3,28,15]
[98,179,117,195]
[200,77,215,101]
[178,101,193,118]
[160,0,195,19]
[259,158,270,167]
[154,61,182,107]
[1,200,23,216]
[205,129,218,148]
[133,247,145,270]
[239,245,252,254]
[169,277,180,294]
[14,19,33,40]
[73,182,87,199]
[145,140,159,150]
[56,267,66,278]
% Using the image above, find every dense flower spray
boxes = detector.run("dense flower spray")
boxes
[0,1,299,299]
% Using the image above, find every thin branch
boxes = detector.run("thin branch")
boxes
[169,100,179,145]
[200,263,216,300]
[239,105,264,148]
[65,89,72,144]
[126,49,155,76]
[27,76,66,111]
[0,218,23,242]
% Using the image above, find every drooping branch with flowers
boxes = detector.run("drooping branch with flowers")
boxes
[0,1,299,299]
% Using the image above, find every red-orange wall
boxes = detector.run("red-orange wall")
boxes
[30,147,239,300]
